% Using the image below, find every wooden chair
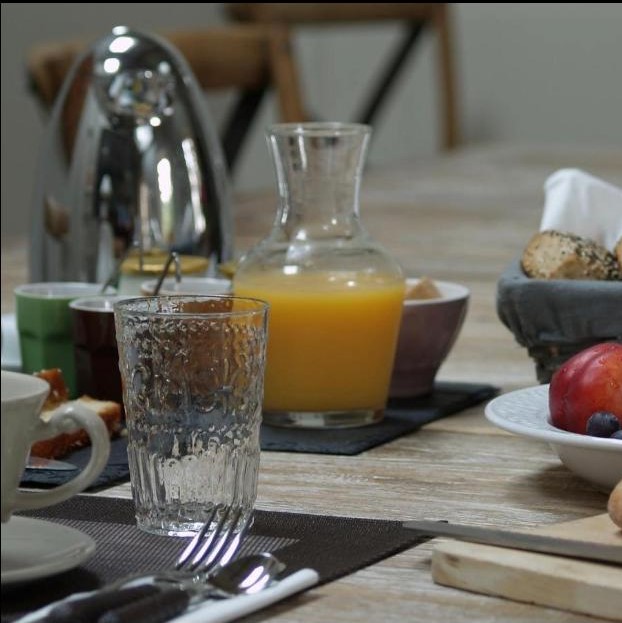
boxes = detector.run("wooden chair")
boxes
[26,25,308,172]
[225,3,460,150]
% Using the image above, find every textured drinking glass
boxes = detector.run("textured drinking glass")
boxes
[114,295,268,536]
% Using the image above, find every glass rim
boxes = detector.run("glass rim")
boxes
[14,282,103,299]
[140,276,232,294]
[113,294,269,319]
[267,122,371,138]
[69,294,134,312]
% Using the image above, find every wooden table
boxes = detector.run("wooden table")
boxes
[2,144,622,622]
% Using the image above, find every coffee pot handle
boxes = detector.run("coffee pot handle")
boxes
[12,403,111,513]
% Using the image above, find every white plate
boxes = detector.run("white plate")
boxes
[1,516,96,585]
[1,313,21,372]
[485,384,622,491]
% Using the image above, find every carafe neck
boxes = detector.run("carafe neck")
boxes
[267,123,370,240]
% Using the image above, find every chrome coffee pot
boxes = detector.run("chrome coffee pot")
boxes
[30,26,233,282]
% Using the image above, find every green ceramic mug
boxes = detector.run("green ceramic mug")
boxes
[15,283,104,397]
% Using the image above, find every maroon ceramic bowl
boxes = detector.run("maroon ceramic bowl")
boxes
[389,279,469,398]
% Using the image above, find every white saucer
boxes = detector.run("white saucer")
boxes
[1,516,96,585]
[485,384,622,491]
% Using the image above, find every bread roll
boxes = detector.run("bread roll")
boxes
[521,230,621,280]
[405,277,442,300]
[609,480,622,529]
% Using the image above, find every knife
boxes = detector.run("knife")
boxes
[26,456,79,471]
[403,520,622,565]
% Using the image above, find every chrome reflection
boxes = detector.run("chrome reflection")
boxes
[31,27,233,282]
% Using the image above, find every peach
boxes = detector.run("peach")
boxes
[549,342,622,434]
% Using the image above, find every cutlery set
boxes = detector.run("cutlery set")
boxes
[47,553,285,623]
[39,506,285,623]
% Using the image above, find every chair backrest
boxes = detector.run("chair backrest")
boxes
[26,25,308,170]
[225,3,460,150]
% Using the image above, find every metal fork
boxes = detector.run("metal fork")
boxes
[47,505,252,623]
[174,505,251,575]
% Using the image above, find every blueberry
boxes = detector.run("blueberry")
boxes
[611,430,622,440]
[586,411,621,437]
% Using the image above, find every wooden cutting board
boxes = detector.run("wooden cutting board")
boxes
[431,514,622,621]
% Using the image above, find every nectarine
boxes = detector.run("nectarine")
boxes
[549,342,622,435]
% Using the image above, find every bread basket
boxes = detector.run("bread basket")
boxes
[497,260,622,383]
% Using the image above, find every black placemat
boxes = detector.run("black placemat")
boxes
[2,496,430,622]
[22,435,132,490]
[263,381,498,454]
[20,382,498,491]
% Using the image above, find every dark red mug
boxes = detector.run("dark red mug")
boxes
[70,295,127,404]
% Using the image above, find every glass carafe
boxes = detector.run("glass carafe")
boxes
[234,123,404,428]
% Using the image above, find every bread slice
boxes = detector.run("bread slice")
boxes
[31,369,122,459]
[522,230,621,280]
[35,368,69,408]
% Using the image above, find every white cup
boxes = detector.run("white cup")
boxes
[140,276,232,296]
[1,370,111,522]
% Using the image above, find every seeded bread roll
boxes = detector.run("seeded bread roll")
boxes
[521,230,621,280]
[615,237,622,272]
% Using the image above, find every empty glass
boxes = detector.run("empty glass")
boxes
[114,295,268,536]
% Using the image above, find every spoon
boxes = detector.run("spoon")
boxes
[100,553,286,623]
[47,553,285,623]
[26,456,78,471]
[208,552,285,596]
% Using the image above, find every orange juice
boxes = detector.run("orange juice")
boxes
[234,271,404,412]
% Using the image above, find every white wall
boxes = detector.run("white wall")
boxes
[2,3,621,236]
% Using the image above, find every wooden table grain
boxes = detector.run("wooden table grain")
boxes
[2,144,622,622]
